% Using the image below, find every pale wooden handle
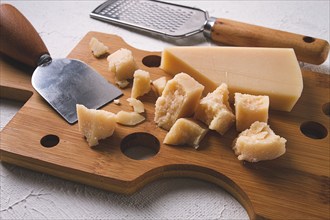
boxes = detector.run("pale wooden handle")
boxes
[210,18,329,65]
[0,4,49,67]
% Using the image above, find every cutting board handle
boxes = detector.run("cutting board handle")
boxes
[0,4,49,68]
[206,17,330,65]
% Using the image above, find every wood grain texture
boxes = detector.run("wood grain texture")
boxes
[211,18,330,65]
[1,32,329,220]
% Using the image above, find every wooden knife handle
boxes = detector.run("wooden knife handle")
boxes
[208,17,329,65]
[0,4,49,68]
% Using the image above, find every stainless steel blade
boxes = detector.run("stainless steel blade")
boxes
[90,0,208,38]
[31,58,122,124]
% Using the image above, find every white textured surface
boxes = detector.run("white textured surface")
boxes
[1,1,329,220]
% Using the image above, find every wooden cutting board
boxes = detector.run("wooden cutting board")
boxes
[1,32,329,220]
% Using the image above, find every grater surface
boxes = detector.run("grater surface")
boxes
[90,0,208,37]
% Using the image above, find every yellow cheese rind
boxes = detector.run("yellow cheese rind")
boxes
[235,93,269,132]
[154,72,204,130]
[233,121,286,162]
[195,83,235,135]
[107,48,137,81]
[160,46,303,111]
[163,118,208,149]
[76,104,116,147]
[131,69,151,98]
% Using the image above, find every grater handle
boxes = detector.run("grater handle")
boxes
[206,17,329,65]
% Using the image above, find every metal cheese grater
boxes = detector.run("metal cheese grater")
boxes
[90,0,211,38]
[90,0,330,65]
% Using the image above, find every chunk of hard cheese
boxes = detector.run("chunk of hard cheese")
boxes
[160,46,303,111]
[164,118,208,149]
[234,93,269,131]
[131,69,151,98]
[76,104,116,147]
[127,97,144,113]
[107,48,137,81]
[154,72,204,130]
[152,76,167,96]
[89,37,108,57]
[233,121,287,162]
[195,83,235,135]
[116,110,145,126]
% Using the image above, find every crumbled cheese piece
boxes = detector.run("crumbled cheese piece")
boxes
[127,97,144,113]
[89,37,108,57]
[195,83,235,135]
[235,93,269,131]
[152,76,167,96]
[154,72,204,130]
[164,118,208,149]
[113,99,120,105]
[233,121,287,162]
[76,104,116,147]
[131,69,151,98]
[116,110,145,126]
[116,79,130,89]
[107,48,137,81]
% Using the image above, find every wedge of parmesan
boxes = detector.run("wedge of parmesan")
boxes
[76,104,116,147]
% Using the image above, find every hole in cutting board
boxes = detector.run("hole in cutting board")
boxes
[303,36,315,43]
[300,121,328,139]
[121,132,160,160]
[142,55,161,67]
[322,102,330,116]
[40,135,60,148]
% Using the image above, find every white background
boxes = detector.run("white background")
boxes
[1,1,329,219]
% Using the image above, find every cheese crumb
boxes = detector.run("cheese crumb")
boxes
[76,104,116,147]
[107,48,137,82]
[154,72,204,130]
[116,111,145,126]
[127,97,144,113]
[195,83,235,135]
[131,69,151,98]
[164,118,208,149]
[235,93,269,131]
[233,121,286,162]
[89,37,108,57]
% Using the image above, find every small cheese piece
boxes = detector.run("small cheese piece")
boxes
[160,46,303,111]
[107,48,137,81]
[116,110,145,126]
[235,93,269,132]
[195,83,235,135]
[116,80,129,89]
[152,76,167,96]
[164,118,208,149]
[233,121,287,162]
[127,97,144,113]
[76,104,116,147]
[113,99,121,105]
[89,37,108,57]
[154,72,204,130]
[131,69,151,98]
